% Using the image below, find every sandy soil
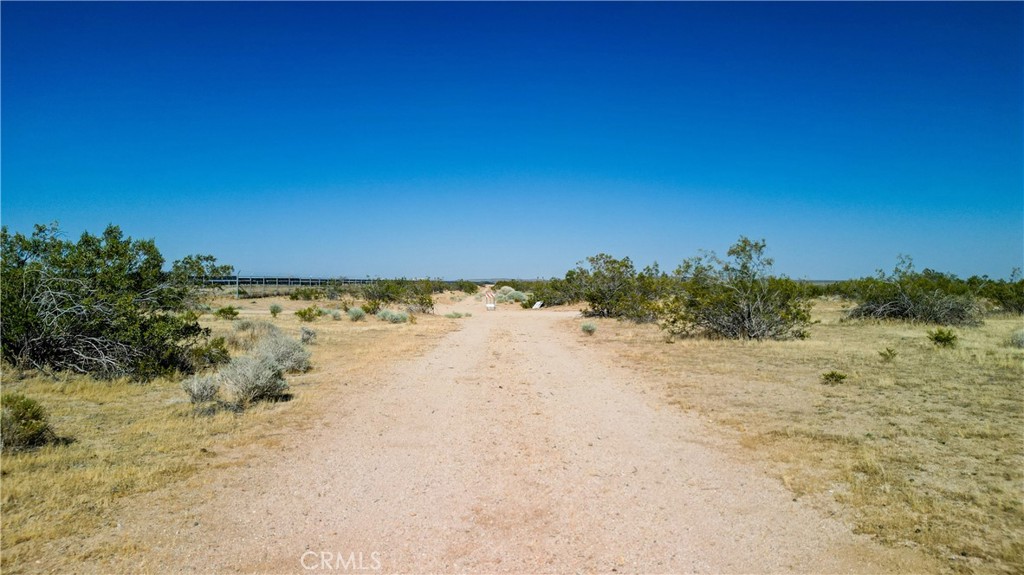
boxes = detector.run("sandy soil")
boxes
[84,301,933,574]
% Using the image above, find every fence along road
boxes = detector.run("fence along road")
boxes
[205,276,374,298]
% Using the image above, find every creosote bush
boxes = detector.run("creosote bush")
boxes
[214,306,239,320]
[269,304,282,318]
[843,257,984,326]
[295,306,321,322]
[1,393,56,453]
[658,237,812,340]
[1,223,232,379]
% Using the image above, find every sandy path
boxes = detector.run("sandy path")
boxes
[93,304,928,574]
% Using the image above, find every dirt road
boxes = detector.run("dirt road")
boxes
[92,303,929,573]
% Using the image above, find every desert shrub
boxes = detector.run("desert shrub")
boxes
[406,290,435,314]
[362,278,437,314]
[845,257,984,326]
[181,374,221,404]
[269,304,282,318]
[658,237,812,340]
[0,223,232,380]
[878,347,899,362]
[214,306,239,320]
[294,306,321,322]
[820,371,848,385]
[347,307,366,322]
[289,287,325,301]
[445,312,464,319]
[253,333,311,373]
[219,355,288,408]
[300,327,317,345]
[1,393,56,453]
[453,280,480,295]
[977,272,1024,315]
[496,289,530,304]
[523,272,588,308]
[376,310,409,324]
[928,327,958,348]
[581,322,597,336]
[185,336,232,372]
[327,310,342,320]
[573,255,669,322]
[227,320,279,351]
[1009,329,1024,349]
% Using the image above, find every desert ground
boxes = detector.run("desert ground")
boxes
[3,292,1020,574]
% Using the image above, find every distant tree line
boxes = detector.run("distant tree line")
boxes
[501,237,1023,339]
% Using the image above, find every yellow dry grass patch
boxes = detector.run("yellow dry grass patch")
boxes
[575,299,1023,575]
[0,296,457,573]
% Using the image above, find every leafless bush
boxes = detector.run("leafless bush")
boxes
[300,327,317,345]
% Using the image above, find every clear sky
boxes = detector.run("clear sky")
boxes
[2,2,1021,280]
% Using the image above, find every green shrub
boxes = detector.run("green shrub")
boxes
[328,310,342,320]
[573,255,668,322]
[581,322,597,336]
[878,347,899,362]
[185,336,231,372]
[347,307,366,322]
[214,306,239,320]
[300,327,317,345]
[453,280,480,295]
[0,223,232,379]
[1,393,56,453]
[294,306,320,322]
[845,258,983,326]
[820,371,848,385]
[445,312,464,319]
[658,238,812,340]
[269,304,282,318]
[977,271,1024,314]
[289,287,325,301]
[928,328,958,348]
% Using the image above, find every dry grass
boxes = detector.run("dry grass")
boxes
[0,296,457,574]
[574,299,1023,575]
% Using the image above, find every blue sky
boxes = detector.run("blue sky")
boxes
[2,2,1021,280]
